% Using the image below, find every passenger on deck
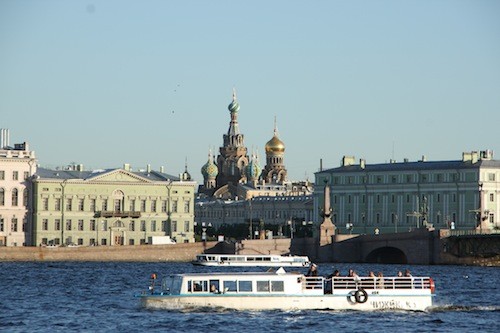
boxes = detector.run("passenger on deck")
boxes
[368,271,376,278]
[377,272,385,289]
[405,269,412,277]
[397,271,403,277]
[327,269,340,279]
[306,263,318,276]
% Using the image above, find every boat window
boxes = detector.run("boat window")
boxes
[263,257,271,261]
[189,280,208,292]
[223,280,237,292]
[238,280,252,292]
[247,257,255,261]
[209,279,220,293]
[257,281,270,292]
[271,281,284,292]
[255,257,263,261]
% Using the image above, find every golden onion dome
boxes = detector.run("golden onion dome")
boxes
[265,135,285,153]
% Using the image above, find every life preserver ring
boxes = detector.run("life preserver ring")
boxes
[354,288,368,303]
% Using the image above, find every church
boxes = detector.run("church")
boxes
[195,91,314,237]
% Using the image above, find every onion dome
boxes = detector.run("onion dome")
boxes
[265,117,285,153]
[246,153,262,180]
[201,151,218,179]
[181,159,192,181]
[228,88,240,113]
[265,135,285,153]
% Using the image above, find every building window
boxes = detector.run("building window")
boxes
[376,195,380,204]
[101,239,107,246]
[78,219,84,231]
[151,200,157,213]
[90,199,96,212]
[376,176,382,184]
[391,194,395,203]
[129,199,135,211]
[66,198,72,211]
[362,195,365,204]
[78,199,84,211]
[406,194,410,203]
[42,219,48,231]
[172,200,178,213]
[78,238,83,246]
[184,200,190,213]
[54,198,61,211]
[161,200,167,213]
[391,176,397,183]
[184,221,190,232]
[140,200,146,212]
[348,195,352,204]
[490,213,494,224]
[102,221,107,231]
[406,175,412,183]
[90,220,96,231]
[129,221,135,231]
[436,174,443,182]
[140,220,146,232]
[437,193,441,203]
[102,200,108,211]
[13,171,18,180]
[10,218,18,232]
[488,173,496,181]
[129,239,134,245]
[376,213,380,224]
[0,218,3,231]
[162,220,168,232]
[452,194,456,203]
[490,193,494,202]
[55,219,61,231]
[171,220,177,232]
[0,171,4,180]
[114,199,121,212]
[42,198,49,210]
[66,219,72,231]
[151,220,156,232]
[12,188,18,206]
[24,171,29,180]
[23,189,28,206]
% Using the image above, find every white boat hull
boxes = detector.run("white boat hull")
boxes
[141,291,433,311]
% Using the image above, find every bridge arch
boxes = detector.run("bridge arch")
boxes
[365,246,408,264]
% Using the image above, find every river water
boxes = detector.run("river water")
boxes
[0,262,498,332]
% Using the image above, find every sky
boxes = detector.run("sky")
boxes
[1,0,499,184]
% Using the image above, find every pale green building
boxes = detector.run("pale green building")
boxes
[314,150,500,235]
[32,165,196,246]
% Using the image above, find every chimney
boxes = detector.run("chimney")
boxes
[360,159,366,169]
[160,166,164,173]
[320,158,323,172]
[147,164,151,173]
[0,128,10,148]
[123,163,131,171]
[404,158,409,163]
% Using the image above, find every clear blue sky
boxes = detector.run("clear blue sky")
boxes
[1,0,499,183]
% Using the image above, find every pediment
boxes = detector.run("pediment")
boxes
[87,169,152,183]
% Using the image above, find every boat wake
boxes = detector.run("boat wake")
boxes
[427,304,500,312]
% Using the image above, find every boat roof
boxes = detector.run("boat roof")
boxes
[176,268,298,277]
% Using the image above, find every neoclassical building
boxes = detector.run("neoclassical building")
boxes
[0,129,37,246]
[32,164,196,246]
[314,150,500,234]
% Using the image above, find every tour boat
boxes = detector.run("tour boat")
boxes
[192,254,311,267]
[137,268,435,311]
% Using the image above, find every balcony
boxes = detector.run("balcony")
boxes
[95,211,141,218]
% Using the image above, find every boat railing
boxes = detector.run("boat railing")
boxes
[331,277,432,290]
[302,277,324,290]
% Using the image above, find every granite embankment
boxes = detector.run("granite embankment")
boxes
[0,242,218,262]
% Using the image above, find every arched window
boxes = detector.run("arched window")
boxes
[0,188,4,206]
[12,188,18,206]
[112,190,124,212]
